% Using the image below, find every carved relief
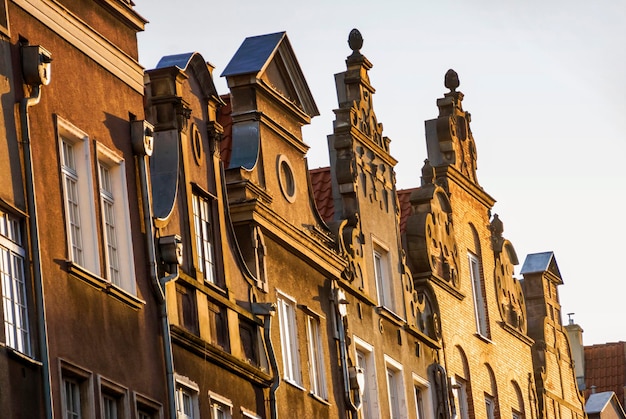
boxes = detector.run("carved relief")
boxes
[406,185,460,289]
[434,69,478,184]
[336,214,364,287]
[491,215,527,334]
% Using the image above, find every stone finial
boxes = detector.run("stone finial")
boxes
[348,29,363,55]
[444,69,460,92]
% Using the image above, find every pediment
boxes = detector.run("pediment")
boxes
[156,52,221,102]
[221,32,319,117]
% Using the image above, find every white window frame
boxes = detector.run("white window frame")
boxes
[174,374,199,419]
[240,407,261,419]
[306,313,328,399]
[1,211,31,356]
[353,336,379,419]
[452,376,470,419]
[208,391,233,419]
[192,193,217,284]
[372,238,396,313]
[384,355,408,419]
[412,373,434,419]
[57,118,100,275]
[468,252,488,337]
[97,144,135,294]
[276,291,302,386]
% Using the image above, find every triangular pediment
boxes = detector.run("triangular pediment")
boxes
[221,32,319,117]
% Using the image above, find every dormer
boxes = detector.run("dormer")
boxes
[220,32,321,229]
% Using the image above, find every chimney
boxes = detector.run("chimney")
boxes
[565,313,585,390]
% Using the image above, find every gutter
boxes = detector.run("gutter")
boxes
[21,81,53,419]
[133,124,178,419]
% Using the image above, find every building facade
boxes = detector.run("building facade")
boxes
[0,1,590,417]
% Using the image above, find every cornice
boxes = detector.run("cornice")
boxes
[14,0,144,93]
[228,200,346,277]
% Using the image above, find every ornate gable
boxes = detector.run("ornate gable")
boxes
[425,69,479,185]
[405,180,460,290]
[491,214,527,334]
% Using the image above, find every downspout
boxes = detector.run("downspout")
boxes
[253,303,279,419]
[133,126,178,419]
[332,283,361,418]
[21,73,53,418]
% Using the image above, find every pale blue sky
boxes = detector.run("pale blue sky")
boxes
[135,0,626,345]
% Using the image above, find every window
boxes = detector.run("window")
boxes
[384,356,407,419]
[277,292,301,385]
[485,395,495,419]
[58,120,100,275]
[209,391,232,419]
[307,315,327,399]
[0,0,8,35]
[175,377,199,419]
[373,240,396,312]
[239,320,258,366]
[97,144,135,294]
[413,374,433,419]
[134,393,162,419]
[176,283,199,334]
[453,376,470,419]
[468,252,488,337]
[1,211,31,355]
[241,407,261,419]
[64,378,82,419]
[208,301,229,351]
[192,194,216,284]
[60,361,94,419]
[99,376,129,419]
[354,336,379,419]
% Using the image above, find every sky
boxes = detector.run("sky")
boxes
[134,0,626,346]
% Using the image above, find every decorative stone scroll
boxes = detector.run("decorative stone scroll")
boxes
[405,184,460,289]
[491,215,527,334]
[336,214,364,286]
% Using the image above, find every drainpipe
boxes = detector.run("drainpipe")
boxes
[20,45,53,419]
[132,121,178,419]
[332,283,362,418]
[252,303,278,419]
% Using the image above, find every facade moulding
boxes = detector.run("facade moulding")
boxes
[14,0,144,93]
[434,165,496,209]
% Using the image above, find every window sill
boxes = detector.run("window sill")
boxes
[376,306,405,327]
[283,379,306,392]
[1,343,42,368]
[67,261,144,310]
[474,333,494,344]
[308,392,331,406]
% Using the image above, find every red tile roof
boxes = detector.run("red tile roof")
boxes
[585,342,626,403]
[218,94,233,168]
[398,188,418,234]
[309,167,333,222]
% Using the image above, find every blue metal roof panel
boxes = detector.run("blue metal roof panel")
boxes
[221,32,285,77]
[520,251,554,274]
[585,391,614,414]
[156,52,196,70]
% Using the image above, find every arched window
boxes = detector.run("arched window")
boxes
[468,224,489,338]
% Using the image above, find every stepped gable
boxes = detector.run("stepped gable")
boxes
[309,167,334,222]
[585,342,626,403]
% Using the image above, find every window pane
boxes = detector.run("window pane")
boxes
[64,379,81,419]
[193,195,216,283]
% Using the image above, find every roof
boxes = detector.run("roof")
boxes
[586,391,617,414]
[154,52,221,102]
[309,167,333,222]
[221,32,286,77]
[398,188,418,234]
[520,251,562,279]
[221,32,319,118]
[585,342,626,403]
